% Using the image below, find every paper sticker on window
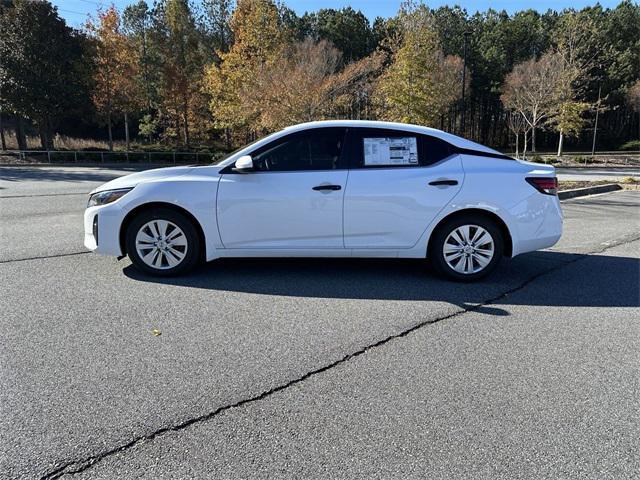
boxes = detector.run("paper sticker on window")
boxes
[363,137,418,166]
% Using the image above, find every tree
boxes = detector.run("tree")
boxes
[123,1,161,113]
[88,6,142,151]
[240,38,383,131]
[548,10,600,155]
[602,1,640,95]
[158,0,207,147]
[506,111,528,158]
[549,101,589,156]
[202,0,233,52]
[138,113,158,142]
[0,0,92,149]
[627,80,640,140]
[300,8,374,62]
[374,3,465,127]
[204,0,288,136]
[501,52,564,153]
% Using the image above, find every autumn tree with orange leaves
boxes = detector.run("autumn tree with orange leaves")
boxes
[243,39,384,131]
[88,6,142,151]
[204,0,384,137]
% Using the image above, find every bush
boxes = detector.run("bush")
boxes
[571,155,598,164]
[620,140,640,151]
[528,155,559,165]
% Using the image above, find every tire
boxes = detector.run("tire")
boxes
[125,208,201,276]
[429,214,504,282]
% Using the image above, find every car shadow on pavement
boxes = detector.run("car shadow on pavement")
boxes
[123,250,640,310]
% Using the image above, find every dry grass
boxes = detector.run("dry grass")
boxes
[2,130,42,149]
[558,180,617,191]
[53,134,112,150]
[2,130,115,150]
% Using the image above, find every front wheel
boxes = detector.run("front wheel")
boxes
[125,208,201,276]
[429,215,503,282]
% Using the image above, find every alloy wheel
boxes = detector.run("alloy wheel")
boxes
[442,224,495,275]
[135,220,188,270]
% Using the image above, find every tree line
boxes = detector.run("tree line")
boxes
[0,0,638,155]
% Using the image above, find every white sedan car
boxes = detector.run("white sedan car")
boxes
[84,120,562,281]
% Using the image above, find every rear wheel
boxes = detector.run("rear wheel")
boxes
[126,208,201,276]
[429,214,503,282]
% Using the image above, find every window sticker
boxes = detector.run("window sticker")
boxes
[363,137,418,166]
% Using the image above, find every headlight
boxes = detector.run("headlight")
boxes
[87,188,133,207]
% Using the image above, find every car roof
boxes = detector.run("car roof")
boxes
[283,120,500,154]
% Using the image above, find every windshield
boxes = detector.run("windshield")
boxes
[213,134,276,166]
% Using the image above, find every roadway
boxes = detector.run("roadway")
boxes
[0,166,639,479]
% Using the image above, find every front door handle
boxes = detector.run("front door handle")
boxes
[429,179,458,186]
[312,184,342,191]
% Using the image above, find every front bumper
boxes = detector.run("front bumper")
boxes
[84,204,125,256]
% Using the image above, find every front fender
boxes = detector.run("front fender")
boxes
[117,177,222,261]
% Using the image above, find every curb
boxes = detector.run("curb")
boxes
[559,183,622,200]
[555,165,639,171]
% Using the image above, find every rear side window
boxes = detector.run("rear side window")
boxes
[363,136,419,166]
[347,128,452,168]
[250,128,346,172]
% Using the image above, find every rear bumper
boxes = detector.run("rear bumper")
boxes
[84,204,124,256]
[510,194,563,256]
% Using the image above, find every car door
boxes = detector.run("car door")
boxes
[343,128,464,249]
[217,127,348,249]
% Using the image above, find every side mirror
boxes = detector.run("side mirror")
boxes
[233,155,254,173]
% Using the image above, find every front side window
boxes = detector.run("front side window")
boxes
[251,128,346,172]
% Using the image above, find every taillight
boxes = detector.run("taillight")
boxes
[526,177,558,196]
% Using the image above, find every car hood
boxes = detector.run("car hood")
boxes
[90,166,197,194]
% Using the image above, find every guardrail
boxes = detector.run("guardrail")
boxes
[0,150,222,164]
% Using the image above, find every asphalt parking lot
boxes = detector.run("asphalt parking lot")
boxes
[1,166,639,479]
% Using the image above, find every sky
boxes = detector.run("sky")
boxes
[53,0,622,28]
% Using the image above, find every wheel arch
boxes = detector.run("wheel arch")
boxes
[119,202,207,260]
[428,208,513,258]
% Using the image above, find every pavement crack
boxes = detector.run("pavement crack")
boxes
[0,251,90,264]
[39,234,640,480]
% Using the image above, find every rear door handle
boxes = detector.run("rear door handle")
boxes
[429,179,458,186]
[312,185,342,191]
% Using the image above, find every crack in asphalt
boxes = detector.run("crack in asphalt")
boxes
[0,251,90,264]
[38,234,640,480]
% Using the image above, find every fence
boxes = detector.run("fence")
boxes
[0,148,638,166]
[0,150,222,165]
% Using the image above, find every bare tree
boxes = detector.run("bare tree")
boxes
[506,111,529,159]
[501,53,564,153]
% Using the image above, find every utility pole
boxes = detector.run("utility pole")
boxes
[591,83,602,161]
[460,30,470,137]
